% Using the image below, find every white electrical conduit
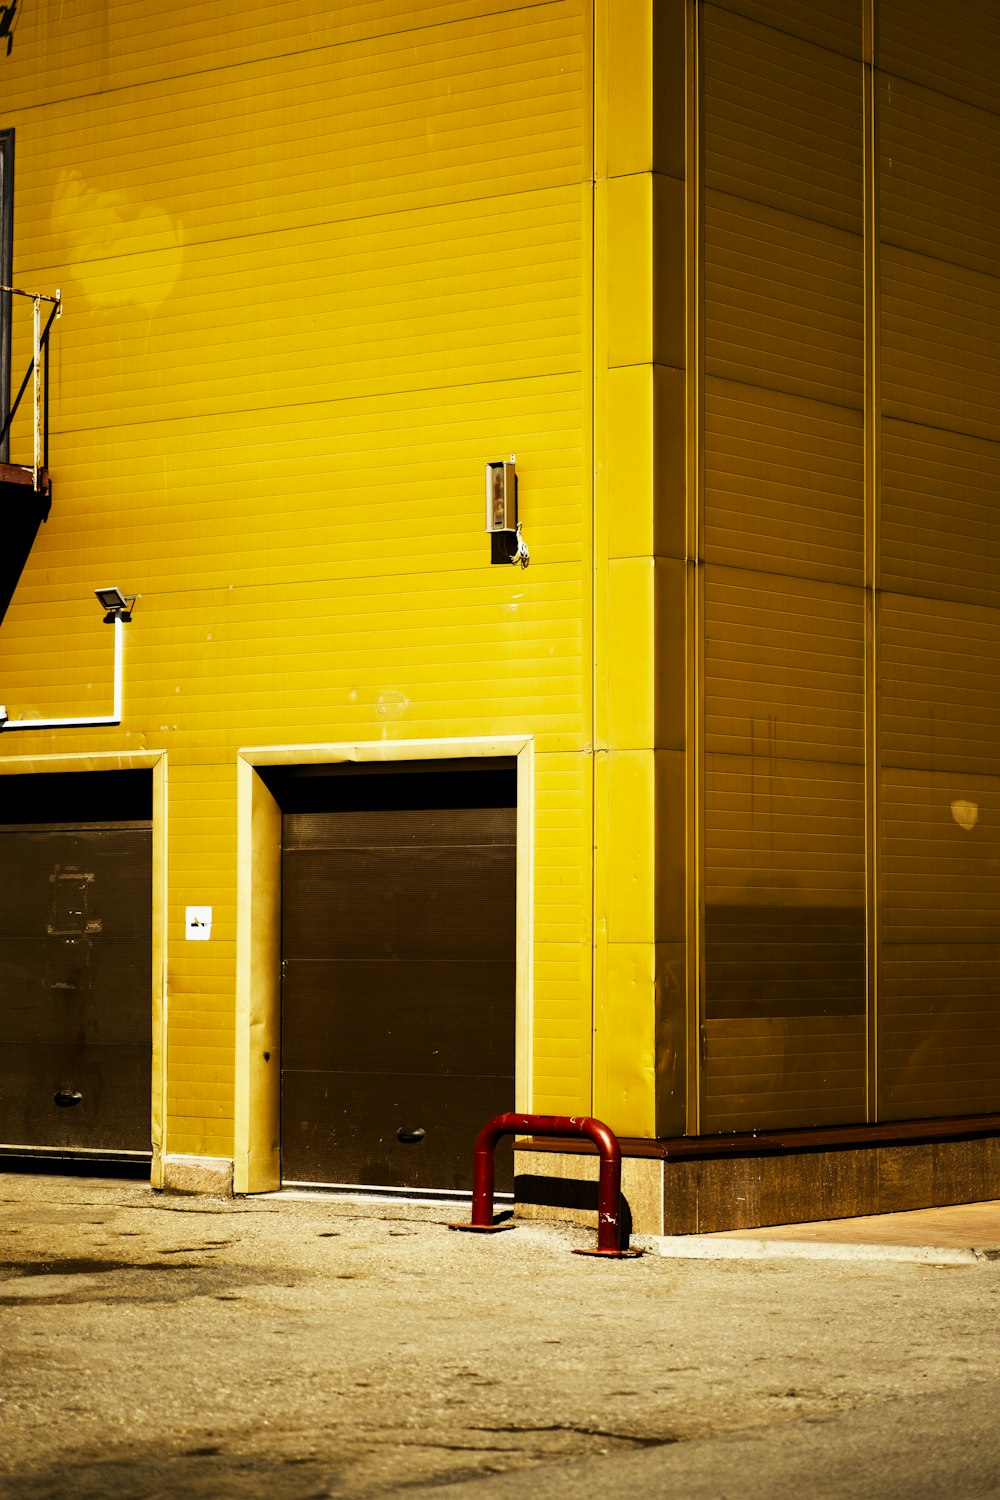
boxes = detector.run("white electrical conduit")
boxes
[2,615,124,731]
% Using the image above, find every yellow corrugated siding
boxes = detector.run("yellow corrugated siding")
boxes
[37,192,582,431]
[1,0,562,111]
[0,0,592,1155]
[164,756,237,1156]
[531,750,592,1112]
[19,31,582,249]
[15,377,586,594]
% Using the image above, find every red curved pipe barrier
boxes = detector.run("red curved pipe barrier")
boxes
[449,1112,641,1258]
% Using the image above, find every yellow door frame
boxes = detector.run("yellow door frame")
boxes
[234,735,534,1195]
[0,748,169,1182]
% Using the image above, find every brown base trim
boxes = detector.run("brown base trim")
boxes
[514,1114,1000,1161]
[515,1131,1000,1235]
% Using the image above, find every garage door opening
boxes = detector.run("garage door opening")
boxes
[264,758,517,1194]
[0,769,153,1164]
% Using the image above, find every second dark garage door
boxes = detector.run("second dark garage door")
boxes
[0,770,152,1157]
[278,761,516,1191]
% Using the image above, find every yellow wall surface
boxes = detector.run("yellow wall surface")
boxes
[0,0,595,1160]
[592,0,693,1139]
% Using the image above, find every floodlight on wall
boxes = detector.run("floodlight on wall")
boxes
[1,589,133,731]
[94,586,135,623]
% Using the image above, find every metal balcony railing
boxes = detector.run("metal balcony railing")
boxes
[0,283,61,496]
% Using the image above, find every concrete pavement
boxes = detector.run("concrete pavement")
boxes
[400,1381,1000,1500]
[1,1173,998,1498]
[638,1198,1000,1264]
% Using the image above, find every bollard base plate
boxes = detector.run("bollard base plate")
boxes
[572,1246,644,1258]
[448,1222,517,1233]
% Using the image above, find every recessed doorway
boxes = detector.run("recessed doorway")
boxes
[0,769,153,1157]
[268,759,517,1192]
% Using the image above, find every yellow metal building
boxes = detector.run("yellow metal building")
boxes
[1,0,998,1232]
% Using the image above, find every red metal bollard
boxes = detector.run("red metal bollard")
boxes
[448,1112,642,1258]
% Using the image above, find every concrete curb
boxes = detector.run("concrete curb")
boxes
[631,1235,1000,1264]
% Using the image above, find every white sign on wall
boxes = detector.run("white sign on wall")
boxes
[186,906,213,941]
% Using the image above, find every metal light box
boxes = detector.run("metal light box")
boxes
[485,460,517,532]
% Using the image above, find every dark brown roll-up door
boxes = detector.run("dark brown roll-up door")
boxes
[0,773,153,1154]
[278,763,516,1191]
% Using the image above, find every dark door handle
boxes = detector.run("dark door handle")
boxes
[54,1089,83,1108]
[396,1127,426,1144]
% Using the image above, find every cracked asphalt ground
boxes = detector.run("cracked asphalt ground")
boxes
[1,1175,999,1499]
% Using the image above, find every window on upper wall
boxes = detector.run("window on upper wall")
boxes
[0,128,13,465]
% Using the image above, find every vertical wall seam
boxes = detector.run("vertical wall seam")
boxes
[863,0,881,1124]
[589,0,598,1117]
[589,0,599,1118]
[684,0,704,1136]
[0,129,13,467]
[152,753,169,1186]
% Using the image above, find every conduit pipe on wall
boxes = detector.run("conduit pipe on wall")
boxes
[1,614,124,730]
[449,1111,642,1258]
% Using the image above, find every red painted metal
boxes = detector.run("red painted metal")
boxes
[448,1112,642,1258]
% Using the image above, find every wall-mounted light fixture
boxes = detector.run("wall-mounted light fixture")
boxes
[94,585,135,623]
[485,457,529,568]
[1,588,134,731]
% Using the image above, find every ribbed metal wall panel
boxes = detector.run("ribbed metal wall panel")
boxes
[705,569,865,765]
[705,749,866,1128]
[1,0,562,112]
[0,0,590,1156]
[880,594,1000,1116]
[703,7,862,232]
[704,195,864,407]
[879,0,1000,117]
[701,2,865,1130]
[880,769,1000,1118]
[703,569,866,1127]
[881,597,1000,780]
[881,249,1000,445]
[880,75,1000,281]
[704,381,864,587]
[9,376,586,599]
[707,0,862,61]
[703,1016,866,1132]
[703,0,1000,1133]
[706,756,866,911]
[882,421,1000,611]
[37,192,583,433]
[878,0,1000,1119]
